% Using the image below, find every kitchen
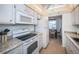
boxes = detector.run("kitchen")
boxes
[0,4,48,54]
[0,4,79,54]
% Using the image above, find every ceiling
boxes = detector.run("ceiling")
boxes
[41,4,65,9]
[42,4,77,16]
[26,4,77,16]
[26,4,48,16]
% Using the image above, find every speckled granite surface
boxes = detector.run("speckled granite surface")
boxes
[0,38,22,54]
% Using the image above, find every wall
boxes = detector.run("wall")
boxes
[55,16,62,32]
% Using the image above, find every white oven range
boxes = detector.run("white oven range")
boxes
[13,29,39,54]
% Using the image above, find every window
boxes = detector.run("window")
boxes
[49,20,56,30]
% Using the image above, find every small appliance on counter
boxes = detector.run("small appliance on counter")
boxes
[0,29,10,45]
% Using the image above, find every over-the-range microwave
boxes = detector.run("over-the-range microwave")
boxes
[15,11,33,24]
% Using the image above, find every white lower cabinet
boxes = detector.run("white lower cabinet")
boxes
[69,41,79,54]
[66,46,73,54]
[66,37,79,54]
[66,38,73,54]
[6,45,23,54]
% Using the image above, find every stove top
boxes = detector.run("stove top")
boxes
[16,33,37,41]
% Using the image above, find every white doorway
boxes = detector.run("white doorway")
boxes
[49,15,62,44]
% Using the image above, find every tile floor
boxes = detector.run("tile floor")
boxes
[40,38,66,54]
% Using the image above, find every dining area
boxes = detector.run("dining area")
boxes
[49,29,57,38]
[49,16,62,39]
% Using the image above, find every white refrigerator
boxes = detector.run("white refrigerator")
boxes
[36,16,49,48]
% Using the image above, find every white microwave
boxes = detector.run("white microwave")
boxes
[15,11,33,24]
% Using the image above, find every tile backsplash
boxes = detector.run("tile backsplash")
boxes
[0,24,34,38]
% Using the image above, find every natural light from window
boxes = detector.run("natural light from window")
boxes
[49,20,56,30]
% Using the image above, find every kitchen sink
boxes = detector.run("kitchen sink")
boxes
[72,37,79,42]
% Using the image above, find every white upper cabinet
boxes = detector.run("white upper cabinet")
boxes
[75,6,79,25]
[15,4,27,14]
[15,4,37,24]
[0,4,37,24]
[72,5,79,25]
[15,11,34,24]
[33,12,37,24]
[15,4,35,17]
[0,4,15,24]
[72,9,75,25]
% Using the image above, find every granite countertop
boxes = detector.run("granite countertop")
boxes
[65,32,79,49]
[0,38,22,54]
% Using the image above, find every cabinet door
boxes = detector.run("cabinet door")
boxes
[66,38,73,54]
[6,45,23,54]
[74,6,79,25]
[33,12,37,24]
[72,10,75,25]
[15,4,34,16]
[77,6,79,24]
[66,37,79,54]
[75,6,78,24]
[0,4,15,24]
[15,11,33,24]
[15,4,26,13]
[25,6,34,16]
[69,40,79,54]
[38,34,43,50]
